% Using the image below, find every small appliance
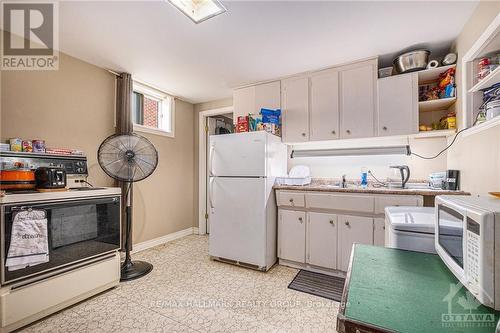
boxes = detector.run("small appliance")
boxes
[435,195,500,310]
[445,169,460,191]
[34,167,66,189]
[389,165,410,188]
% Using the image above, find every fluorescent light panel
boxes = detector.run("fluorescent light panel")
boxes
[167,0,226,24]
[291,145,411,158]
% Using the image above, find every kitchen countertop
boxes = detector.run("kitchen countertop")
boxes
[273,179,470,196]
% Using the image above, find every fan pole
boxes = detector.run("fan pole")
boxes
[120,182,153,281]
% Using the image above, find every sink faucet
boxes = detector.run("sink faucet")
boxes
[341,175,347,188]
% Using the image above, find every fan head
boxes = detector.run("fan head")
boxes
[98,133,158,182]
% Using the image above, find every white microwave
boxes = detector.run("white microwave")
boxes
[435,195,500,310]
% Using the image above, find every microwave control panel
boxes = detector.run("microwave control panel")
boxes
[466,217,481,285]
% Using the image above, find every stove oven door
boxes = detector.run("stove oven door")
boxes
[1,196,121,284]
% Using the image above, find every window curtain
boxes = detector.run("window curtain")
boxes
[115,73,133,251]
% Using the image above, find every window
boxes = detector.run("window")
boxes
[132,81,174,137]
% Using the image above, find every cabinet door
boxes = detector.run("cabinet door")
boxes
[254,81,281,114]
[377,73,418,136]
[338,215,374,271]
[307,212,338,269]
[278,210,306,263]
[282,76,309,143]
[340,62,376,139]
[374,217,385,247]
[233,86,255,121]
[310,69,340,141]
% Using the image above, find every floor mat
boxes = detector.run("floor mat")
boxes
[288,269,345,301]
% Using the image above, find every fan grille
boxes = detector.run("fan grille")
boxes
[98,133,158,182]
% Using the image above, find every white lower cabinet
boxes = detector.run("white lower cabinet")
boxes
[307,212,338,269]
[277,191,423,274]
[278,210,306,263]
[374,217,386,247]
[338,215,374,271]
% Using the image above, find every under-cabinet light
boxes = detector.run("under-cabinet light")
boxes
[167,0,226,24]
[290,145,411,158]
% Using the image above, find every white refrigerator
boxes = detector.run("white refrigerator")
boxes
[208,131,287,271]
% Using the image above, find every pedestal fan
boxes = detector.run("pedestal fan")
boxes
[97,133,158,281]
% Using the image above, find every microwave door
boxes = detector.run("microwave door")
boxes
[435,201,466,282]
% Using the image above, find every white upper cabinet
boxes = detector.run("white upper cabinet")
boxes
[310,69,340,141]
[233,81,280,121]
[377,73,418,136]
[340,60,377,139]
[282,76,310,142]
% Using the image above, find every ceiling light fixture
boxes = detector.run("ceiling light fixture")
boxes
[167,0,226,24]
[290,145,412,158]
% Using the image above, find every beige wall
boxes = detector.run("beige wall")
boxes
[1,52,195,244]
[448,1,500,195]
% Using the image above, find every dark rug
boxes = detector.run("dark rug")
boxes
[288,269,345,301]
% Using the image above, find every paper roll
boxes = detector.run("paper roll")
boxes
[427,60,439,69]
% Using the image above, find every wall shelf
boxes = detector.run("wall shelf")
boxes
[468,66,500,93]
[418,97,456,112]
[462,116,500,138]
[417,64,456,83]
[413,129,456,139]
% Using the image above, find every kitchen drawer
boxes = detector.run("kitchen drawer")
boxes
[374,195,423,214]
[306,193,374,213]
[276,191,305,208]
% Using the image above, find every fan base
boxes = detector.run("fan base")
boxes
[120,260,153,281]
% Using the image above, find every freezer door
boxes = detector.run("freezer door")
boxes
[209,132,266,177]
[208,177,267,267]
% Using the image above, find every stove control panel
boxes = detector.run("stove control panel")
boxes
[0,151,88,175]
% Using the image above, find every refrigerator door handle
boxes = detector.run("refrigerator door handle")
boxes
[209,145,215,176]
[209,178,215,209]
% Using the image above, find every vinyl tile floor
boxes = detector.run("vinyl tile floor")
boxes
[20,235,339,333]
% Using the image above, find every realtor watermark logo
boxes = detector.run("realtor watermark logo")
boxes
[1,1,59,70]
[442,282,497,329]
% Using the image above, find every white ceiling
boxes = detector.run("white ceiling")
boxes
[58,1,479,103]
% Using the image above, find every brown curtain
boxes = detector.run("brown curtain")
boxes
[115,73,133,251]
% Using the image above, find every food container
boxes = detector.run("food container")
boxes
[22,140,33,152]
[486,100,500,120]
[0,169,36,190]
[236,116,249,133]
[378,67,394,78]
[393,50,430,74]
[0,143,10,152]
[9,138,22,152]
[32,139,46,153]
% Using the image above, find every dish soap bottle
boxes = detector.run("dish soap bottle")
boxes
[361,167,368,189]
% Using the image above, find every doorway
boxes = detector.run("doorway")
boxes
[198,106,234,235]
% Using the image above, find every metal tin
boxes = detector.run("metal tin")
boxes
[32,140,46,153]
[9,138,22,152]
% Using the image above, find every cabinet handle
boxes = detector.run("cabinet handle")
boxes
[345,221,350,226]
[329,220,335,225]
[331,130,336,135]
[383,226,385,230]
[289,198,294,203]
[382,126,388,131]
[298,217,303,223]
[301,133,306,137]
[346,130,351,134]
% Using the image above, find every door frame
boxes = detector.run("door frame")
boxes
[198,106,234,235]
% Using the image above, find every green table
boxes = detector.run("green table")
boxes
[337,244,500,333]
